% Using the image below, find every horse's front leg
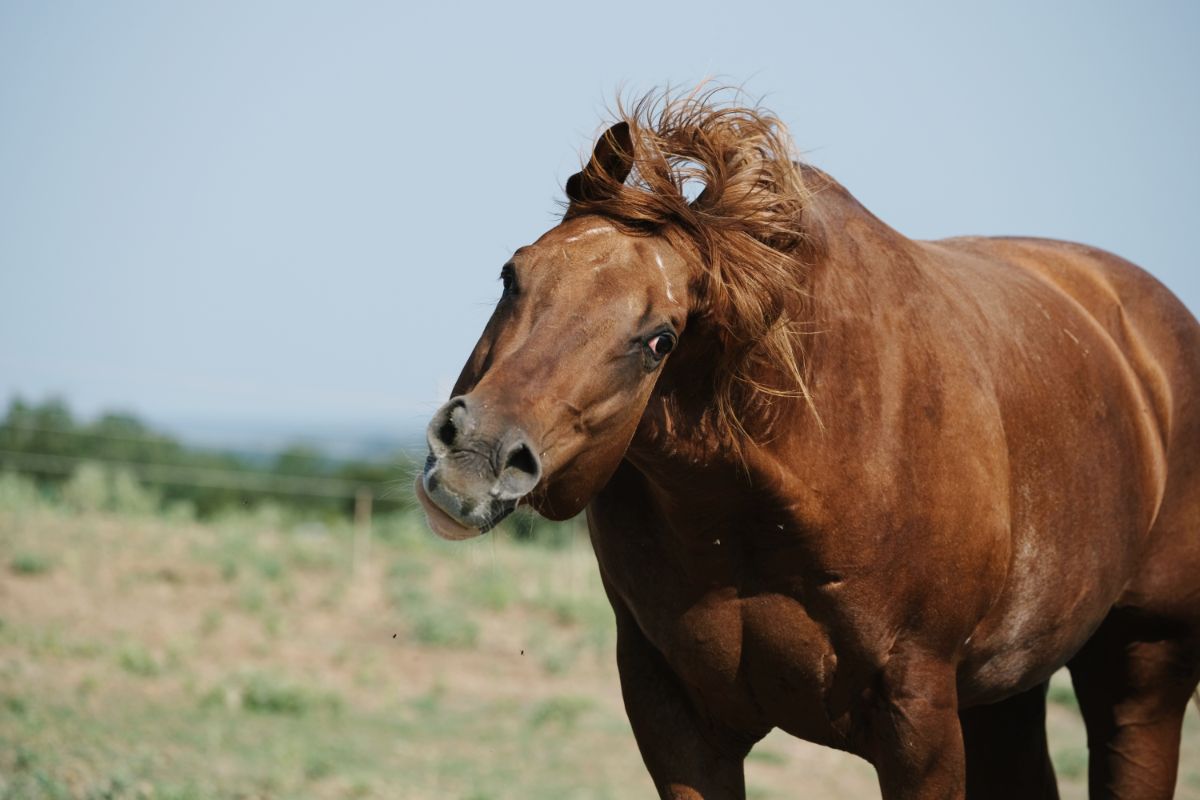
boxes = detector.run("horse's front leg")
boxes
[864,648,966,800]
[610,596,752,800]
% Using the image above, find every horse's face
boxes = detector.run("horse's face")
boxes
[416,214,690,539]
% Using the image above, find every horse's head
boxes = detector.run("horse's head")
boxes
[417,124,694,539]
[416,93,815,539]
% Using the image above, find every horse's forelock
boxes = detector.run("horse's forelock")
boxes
[564,87,821,452]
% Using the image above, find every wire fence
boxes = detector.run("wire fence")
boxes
[0,420,422,506]
[0,423,420,469]
[0,422,421,561]
[0,449,378,499]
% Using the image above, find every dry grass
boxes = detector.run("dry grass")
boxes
[0,503,1197,799]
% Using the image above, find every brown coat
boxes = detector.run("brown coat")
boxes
[417,92,1200,799]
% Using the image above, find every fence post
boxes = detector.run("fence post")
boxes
[352,487,373,573]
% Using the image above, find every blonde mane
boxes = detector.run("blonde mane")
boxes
[564,88,820,447]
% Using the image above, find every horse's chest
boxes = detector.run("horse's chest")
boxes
[651,593,746,688]
[588,488,843,738]
[603,558,839,737]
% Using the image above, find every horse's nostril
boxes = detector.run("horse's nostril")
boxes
[437,417,457,448]
[504,442,539,478]
[494,437,541,500]
[428,397,470,455]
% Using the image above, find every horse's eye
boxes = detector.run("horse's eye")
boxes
[500,264,516,295]
[646,333,675,360]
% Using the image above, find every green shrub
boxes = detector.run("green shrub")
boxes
[456,568,515,612]
[61,462,109,513]
[249,502,287,531]
[1052,746,1088,780]
[60,462,159,515]
[388,558,431,609]
[163,499,197,521]
[3,694,29,717]
[304,754,336,781]
[109,468,159,515]
[200,673,342,716]
[1047,682,1078,710]
[199,609,223,637]
[255,554,284,581]
[240,673,341,716]
[540,646,577,676]
[410,606,478,648]
[747,748,788,766]
[0,471,42,512]
[408,682,445,716]
[117,644,164,677]
[10,552,53,576]
[527,696,593,730]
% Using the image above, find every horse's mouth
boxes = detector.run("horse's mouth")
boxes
[414,476,479,540]
[412,476,515,540]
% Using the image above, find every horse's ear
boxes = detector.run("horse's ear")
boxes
[566,121,633,203]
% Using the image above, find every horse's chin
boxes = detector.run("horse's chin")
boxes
[413,476,483,541]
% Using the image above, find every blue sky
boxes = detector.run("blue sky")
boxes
[2,1,1197,440]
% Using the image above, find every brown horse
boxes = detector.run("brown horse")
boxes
[415,90,1200,799]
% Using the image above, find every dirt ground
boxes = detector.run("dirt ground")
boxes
[1,504,1198,799]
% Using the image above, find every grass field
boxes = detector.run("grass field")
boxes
[1,482,1198,799]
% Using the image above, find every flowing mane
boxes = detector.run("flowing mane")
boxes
[564,88,821,444]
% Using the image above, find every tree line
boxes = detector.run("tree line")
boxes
[0,397,418,519]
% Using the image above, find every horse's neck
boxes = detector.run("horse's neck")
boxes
[622,175,922,515]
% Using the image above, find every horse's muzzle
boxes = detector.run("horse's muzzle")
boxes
[416,395,542,539]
